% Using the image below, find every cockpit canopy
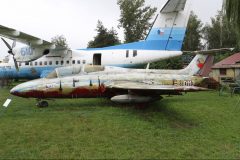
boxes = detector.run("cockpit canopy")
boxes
[46,65,105,79]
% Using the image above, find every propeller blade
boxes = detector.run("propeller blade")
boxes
[1,38,12,50]
[1,38,19,71]
[13,58,19,72]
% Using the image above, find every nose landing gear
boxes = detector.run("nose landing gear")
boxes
[36,99,49,108]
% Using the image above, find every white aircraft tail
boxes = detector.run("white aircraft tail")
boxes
[146,0,192,51]
[180,54,214,76]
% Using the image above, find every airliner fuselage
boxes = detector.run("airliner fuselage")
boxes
[0,49,182,79]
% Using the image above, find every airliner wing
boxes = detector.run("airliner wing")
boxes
[160,0,187,13]
[0,25,55,48]
[107,81,208,93]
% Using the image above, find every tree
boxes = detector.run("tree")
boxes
[203,11,237,49]
[87,20,120,48]
[151,12,203,69]
[225,0,240,32]
[51,35,69,48]
[150,57,183,70]
[117,0,157,43]
[182,11,203,51]
[202,11,238,62]
[225,0,240,48]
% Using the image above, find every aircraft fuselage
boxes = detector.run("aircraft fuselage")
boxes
[10,71,205,99]
[0,49,182,79]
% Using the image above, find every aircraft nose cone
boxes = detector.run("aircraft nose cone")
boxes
[10,85,24,97]
[10,87,18,96]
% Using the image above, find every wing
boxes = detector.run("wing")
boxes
[0,25,55,48]
[106,81,208,94]
[160,0,187,13]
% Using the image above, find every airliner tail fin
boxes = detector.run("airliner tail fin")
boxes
[146,0,192,51]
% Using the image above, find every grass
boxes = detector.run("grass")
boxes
[0,86,240,159]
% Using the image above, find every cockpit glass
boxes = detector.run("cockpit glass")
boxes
[46,65,105,79]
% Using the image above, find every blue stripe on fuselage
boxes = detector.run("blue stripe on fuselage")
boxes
[146,28,186,41]
[0,63,143,79]
[80,27,186,51]
[0,66,57,79]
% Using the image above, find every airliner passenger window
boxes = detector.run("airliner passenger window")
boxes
[77,60,81,64]
[126,50,129,58]
[67,61,70,64]
[56,61,59,65]
[40,62,42,66]
[19,63,21,66]
[83,60,86,64]
[25,62,29,66]
[72,60,75,64]
[61,61,64,65]
[35,62,38,66]
[30,62,33,66]
[49,61,52,65]
[44,61,47,65]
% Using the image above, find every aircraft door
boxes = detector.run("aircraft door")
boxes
[93,54,102,65]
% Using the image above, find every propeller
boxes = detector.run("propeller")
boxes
[1,38,19,71]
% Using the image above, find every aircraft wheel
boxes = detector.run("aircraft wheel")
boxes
[37,101,49,108]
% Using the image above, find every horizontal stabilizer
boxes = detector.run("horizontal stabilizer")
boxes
[161,0,187,13]
[183,48,235,55]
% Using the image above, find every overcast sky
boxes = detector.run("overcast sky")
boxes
[0,0,223,58]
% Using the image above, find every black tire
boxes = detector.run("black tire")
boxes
[37,101,49,108]
[41,101,49,107]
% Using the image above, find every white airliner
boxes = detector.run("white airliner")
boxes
[0,0,191,79]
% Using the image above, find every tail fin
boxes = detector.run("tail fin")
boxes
[198,55,214,77]
[146,0,191,51]
[181,54,214,76]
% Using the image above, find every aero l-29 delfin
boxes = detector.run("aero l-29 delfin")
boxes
[0,0,191,79]
[10,53,214,107]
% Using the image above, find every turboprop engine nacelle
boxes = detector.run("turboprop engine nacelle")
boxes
[13,47,50,62]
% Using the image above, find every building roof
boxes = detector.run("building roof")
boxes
[212,53,240,69]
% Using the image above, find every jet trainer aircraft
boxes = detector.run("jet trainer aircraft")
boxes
[10,52,214,107]
[0,0,191,79]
